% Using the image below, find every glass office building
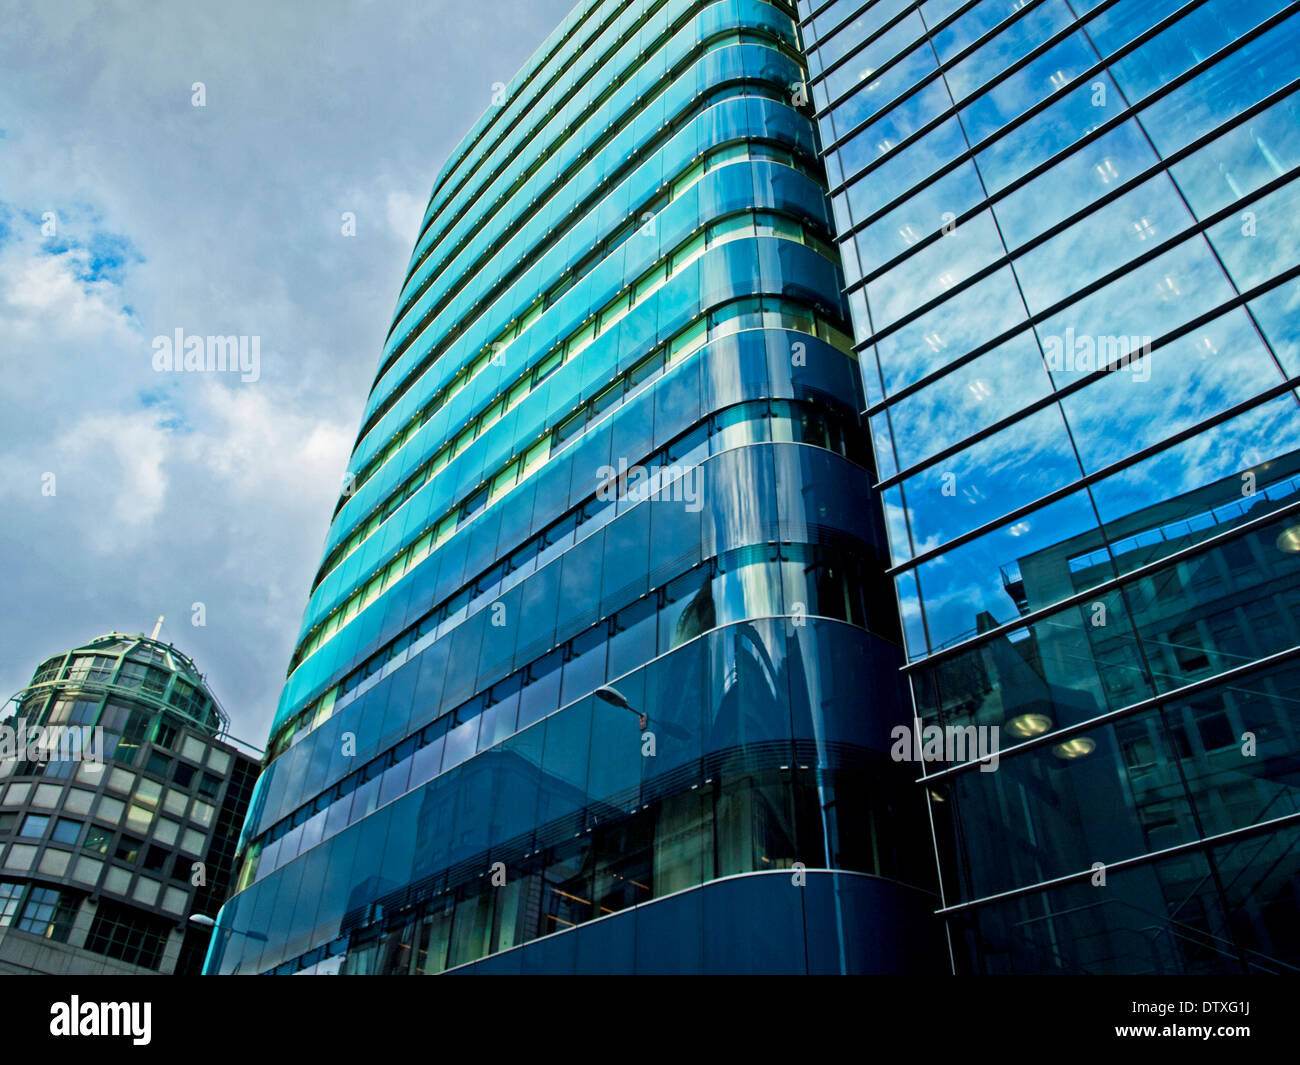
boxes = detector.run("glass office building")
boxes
[208,0,944,974]
[0,633,257,975]
[800,0,1300,972]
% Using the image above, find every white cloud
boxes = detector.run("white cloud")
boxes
[57,411,170,547]
[385,189,427,247]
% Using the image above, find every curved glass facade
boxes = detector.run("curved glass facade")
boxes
[802,0,1300,972]
[208,0,942,974]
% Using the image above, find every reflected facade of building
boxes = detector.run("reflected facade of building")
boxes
[800,0,1300,971]
[208,0,944,974]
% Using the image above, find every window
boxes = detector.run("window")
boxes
[125,803,154,833]
[85,900,169,970]
[17,886,76,941]
[1195,707,1236,752]
[172,762,196,789]
[554,408,587,447]
[63,789,94,815]
[33,657,63,683]
[116,659,148,689]
[138,778,164,806]
[113,709,151,765]
[0,881,22,926]
[154,720,178,750]
[461,485,488,521]
[51,818,81,845]
[19,814,49,838]
[84,827,113,855]
[114,835,142,863]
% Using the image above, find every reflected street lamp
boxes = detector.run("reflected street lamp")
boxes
[189,912,267,942]
[594,685,647,730]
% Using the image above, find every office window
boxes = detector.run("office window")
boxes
[51,818,81,845]
[16,886,77,941]
[19,814,49,839]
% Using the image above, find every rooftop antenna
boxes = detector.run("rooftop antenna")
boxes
[150,615,165,640]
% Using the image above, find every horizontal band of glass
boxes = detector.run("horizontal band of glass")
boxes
[271,385,866,765]
[828,0,1296,235]
[412,0,668,264]
[364,51,813,446]
[912,497,1300,735]
[417,0,619,232]
[845,72,1300,319]
[326,142,824,549]
[314,211,838,628]
[387,52,805,411]
[247,538,886,883]
[211,616,924,975]
[293,750,919,973]
[355,83,808,467]
[838,22,1299,319]
[944,825,1300,973]
[391,13,803,350]
[270,290,860,745]
[875,266,1300,570]
[896,432,1300,659]
[412,0,797,292]
[803,0,917,72]
[819,0,1073,157]
[318,207,838,594]
[812,4,931,116]
[819,0,1232,178]
[294,229,845,670]
[928,653,1300,907]
[300,319,833,673]
[252,440,888,844]
[303,246,850,666]
[865,187,1299,478]
[872,280,1295,485]
[857,161,1299,421]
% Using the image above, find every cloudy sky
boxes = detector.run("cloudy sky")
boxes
[0,0,579,749]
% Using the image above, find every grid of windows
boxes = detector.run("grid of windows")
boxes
[1,634,256,975]
[0,881,78,942]
[0,880,22,927]
[15,886,76,940]
[84,900,169,970]
[802,0,1300,973]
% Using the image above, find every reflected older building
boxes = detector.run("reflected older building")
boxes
[0,633,258,975]
[209,0,943,975]
[800,0,1300,972]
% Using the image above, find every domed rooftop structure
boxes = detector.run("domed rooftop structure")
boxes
[11,628,228,737]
